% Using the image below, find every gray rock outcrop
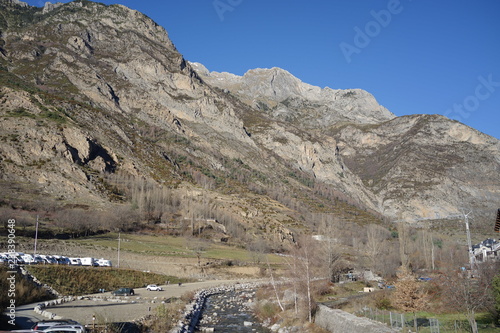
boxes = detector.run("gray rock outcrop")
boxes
[190,62,395,127]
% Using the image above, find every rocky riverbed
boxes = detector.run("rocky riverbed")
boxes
[196,289,270,333]
[174,283,271,333]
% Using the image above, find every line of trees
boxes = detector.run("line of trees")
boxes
[254,213,500,328]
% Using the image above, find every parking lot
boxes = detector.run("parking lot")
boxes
[11,279,249,329]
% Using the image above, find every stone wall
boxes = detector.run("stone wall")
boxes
[314,305,398,333]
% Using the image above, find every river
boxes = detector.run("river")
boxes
[194,289,271,332]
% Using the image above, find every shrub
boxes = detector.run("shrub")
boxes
[314,281,332,297]
[254,300,280,322]
[148,302,184,332]
[374,291,393,310]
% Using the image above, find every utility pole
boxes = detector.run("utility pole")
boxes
[117,232,121,268]
[434,211,475,271]
[431,232,435,270]
[397,212,475,271]
[463,211,474,270]
[34,215,39,257]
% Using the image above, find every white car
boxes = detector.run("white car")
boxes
[146,284,163,291]
[33,320,81,331]
[96,258,112,267]
[43,325,86,333]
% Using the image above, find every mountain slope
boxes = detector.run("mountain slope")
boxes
[329,115,500,220]
[192,62,500,224]
[0,0,498,238]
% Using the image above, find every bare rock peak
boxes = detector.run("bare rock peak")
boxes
[189,61,395,126]
[1,0,29,7]
[42,2,64,14]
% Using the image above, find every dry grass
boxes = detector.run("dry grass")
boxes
[26,265,185,295]
[0,266,53,313]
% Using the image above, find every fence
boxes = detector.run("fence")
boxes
[357,307,481,332]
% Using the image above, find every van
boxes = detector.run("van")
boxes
[80,257,96,266]
[96,258,112,267]
[7,252,25,265]
[39,255,57,264]
[54,256,71,265]
[68,258,82,266]
[33,255,44,264]
[21,254,35,264]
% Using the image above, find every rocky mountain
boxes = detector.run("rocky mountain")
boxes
[190,62,395,127]
[191,63,500,223]
[0,0,498,241]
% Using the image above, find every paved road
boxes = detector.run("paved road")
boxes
[7,279,251,329]
[4,302,46,330]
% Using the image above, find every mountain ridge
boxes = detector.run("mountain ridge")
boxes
[190,61,395,128]
[0,0,498,241]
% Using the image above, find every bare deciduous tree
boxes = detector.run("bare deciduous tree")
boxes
[247,238,268,266]
[437,263,497,333]
[397,222,411,269]
[316,214,350,282]
[366,224,390,274]
[186,237,209,276]
[289,234,323,322]
[391,266,429,332]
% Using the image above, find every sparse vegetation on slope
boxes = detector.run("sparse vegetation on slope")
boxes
[0,266,53,315]
[26,265,185,295]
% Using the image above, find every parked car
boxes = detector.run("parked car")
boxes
[32,320,80,331]
[29,254,48,264]
[13,255,25,265]
[146,284,163,291]
[33,254,44,264]
[80,257,96,266]
[7,252,25,265]
[21,254,36,264]
[43,324,86,333]
[53,255,71,265]
[95,258,112,267]
[111,287,135,296]
[40,255,58,264]
[68,258,82,266]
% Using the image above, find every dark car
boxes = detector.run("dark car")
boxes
[111,287,135,296]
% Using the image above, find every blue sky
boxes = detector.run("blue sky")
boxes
[25,0,500,139]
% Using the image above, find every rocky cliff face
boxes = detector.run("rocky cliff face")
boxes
[330,115,500,221]
[191,62,395,127]
[0,0,498,235]
[190,61,500,223]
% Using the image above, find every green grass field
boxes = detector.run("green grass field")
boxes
[73,232,283,264]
